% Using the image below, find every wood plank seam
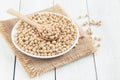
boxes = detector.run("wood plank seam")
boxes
[93,54,98,80]
[55,68,57,80]
[13,56,16,80]
[53,0,56,80]
[13,0,21,80]
[86,0,98,80]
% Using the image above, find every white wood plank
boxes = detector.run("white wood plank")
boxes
[87,0,120,80]
[54,0,96,80]
[20,0,53,15]
[0,0,20,20]
[15,59,55,80]
[0,34,15,80]
[56,55,96,80]
[0,0,20,80]
[15,0,55,80]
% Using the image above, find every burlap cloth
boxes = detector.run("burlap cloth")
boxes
[0,5,96,78]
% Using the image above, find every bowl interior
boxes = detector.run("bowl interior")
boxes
[11,12,80,59]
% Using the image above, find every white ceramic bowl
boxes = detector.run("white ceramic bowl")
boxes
[11,12,80,59]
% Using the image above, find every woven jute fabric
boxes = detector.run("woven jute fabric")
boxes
[0,4,96,78]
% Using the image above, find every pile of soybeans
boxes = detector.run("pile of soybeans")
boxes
[14,12,77,56]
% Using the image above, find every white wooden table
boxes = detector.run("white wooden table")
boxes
[0,0,120,80]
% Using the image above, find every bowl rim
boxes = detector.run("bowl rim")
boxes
[11,12,80,59]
